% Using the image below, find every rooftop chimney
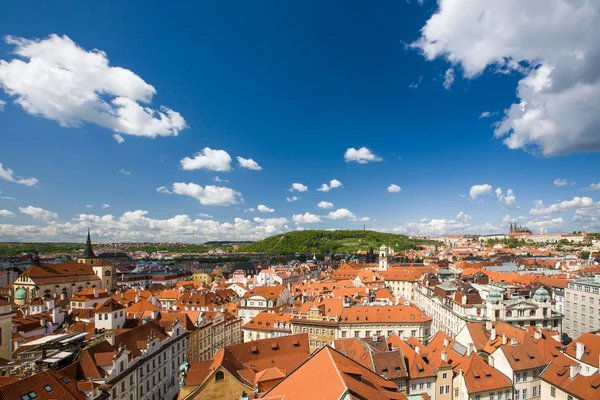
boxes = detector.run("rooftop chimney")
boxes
[576,342,585,360]
[441,351,448,362]
[443,337,449,347]
[502,333,507,346]
[534,327,542,340]
[511,338,518,346]
[486,321,493,331]
[93,288,99,299]
[570,364,581,379]
[415,346,421,355]
[467,343,474,356]
[491,328,497,341]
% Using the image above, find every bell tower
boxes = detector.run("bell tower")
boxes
[78,229,98,266]
[378,245,388,270]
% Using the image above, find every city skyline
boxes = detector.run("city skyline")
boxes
[1,1,600,242]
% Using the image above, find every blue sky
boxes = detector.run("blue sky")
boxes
[1,0,600,242]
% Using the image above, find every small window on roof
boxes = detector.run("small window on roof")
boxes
[44,386,52,392]
[60,377,69,384]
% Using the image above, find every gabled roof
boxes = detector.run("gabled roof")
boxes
[497,336,547,371]
[426,331,465,368]
[453,352,512,394]
[0,370,86,400]
[393,338,436,379]
[262,346,403,400]
[95,298,125,312]
[566,332,600,368]
[540,361,600,399]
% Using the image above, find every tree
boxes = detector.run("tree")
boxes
[581,251,590,260]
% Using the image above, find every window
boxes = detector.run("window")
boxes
[522,371,528,381]
[411,330,417,337]
[516,372,521,383]
[355,331,360,338]
[366,331,371,337]
[523,389,527,399]
[411,384,417,391]
[442,373,447,379]
[533,386,537,398]
[440,387,444,395]
[315,328,319,335]
[454,389,459,397]
[515,389,520,400]
[398,381,404,391]
[341,331,347,338]
[215,371,224,381]
[419,383,424,390]
[427,382,431,389]
[475,395,480,400]
[490,393,495,400]
[505,390,510,400]
[44,386,52,392]
[567,396,573,400]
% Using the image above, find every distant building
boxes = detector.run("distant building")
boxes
[564,276,600,339]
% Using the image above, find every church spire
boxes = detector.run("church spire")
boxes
[82,229,96,259]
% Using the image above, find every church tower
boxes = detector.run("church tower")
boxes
[378,245,388,270]
[78,229,98,266]
[79,230,115,291]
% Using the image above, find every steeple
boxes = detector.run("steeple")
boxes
[82,229,96,259]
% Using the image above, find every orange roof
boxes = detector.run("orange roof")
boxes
[340,305,431,324]
[566,333,600,368]
[540,359,600,399]
[243,312,291,333]
[262,346,403,400]
[454,352,512,393]
[0,370,86,399]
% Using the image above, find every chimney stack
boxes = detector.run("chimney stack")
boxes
[502,333,507,345]
[443,337,449,347]
[491,328,497,341]
[576,342,585,360]
[570,364,581,379]
[93,288,99,298]
[534,327,542,340]
[467,343,474,356]
[486,320,493,331]
[511,338,518,346]
[415,346,421,355]
[441,351,448,362]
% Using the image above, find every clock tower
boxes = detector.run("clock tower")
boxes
[79,230,115,291]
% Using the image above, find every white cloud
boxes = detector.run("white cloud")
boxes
[443,68,455,90]
[387,184,402,193]
[292,212,322,225]
[530,196,595,215]
[156,186,172,194]
[554,178,575,187]
[289,183,308,192]
[456,211,472,222]
[257,204,274,213]
[526,217,565,230]
[0,196,15,200]
[469,184,492,200]
[244,208,255,213]
[180,148,232,172]
[358,217,371,222]
[172,183,242,206]
[0,162,38,186]
[237,156,262,171]
[326,208,357,220]
[0,210,15,218]
[344,147,382,164]
[317,179,343,192]
[495,188,517,208]
[413,1,600,156]
[19,205,58,221]
[0,34,186,139]
[0,99,5,111]
[85,205,92,208]
[317,201,334,209]
[286,196,299,203]
[213,176,229,183]
[584,183,600,191]
[479,111,497,119]
[196,213,213,219]
[113,133,125,144]
[102,204,110,209]
[118,169,130,175]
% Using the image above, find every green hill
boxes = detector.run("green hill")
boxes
[236,230,437,254]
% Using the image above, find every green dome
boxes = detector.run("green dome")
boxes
[533,287,550,302]
[15,287,27,299]
[487,289,502,304]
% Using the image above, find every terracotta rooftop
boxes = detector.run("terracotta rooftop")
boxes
[0,370,86,400]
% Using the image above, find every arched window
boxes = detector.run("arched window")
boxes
[215,371,224,381]
[506,311,512,317]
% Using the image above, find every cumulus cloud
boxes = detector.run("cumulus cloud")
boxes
[554,178,575,187]
[495,188,517,208]
[413,0,600,156]
[387,184,402,193]
[118,169,130,175]
[180,148,232,172]
[0,196,15,200]
[344,147,382,164]
[19,205,58,221]
[0,34,186,139]
[456,211,471,222]
[317,179,343,192]
[0,210,15,218]
[196,213,213,219]
[584,183,600,191]
[317,201,334,209]
[172,183,242,206]
[289,183,308,192]
[526,217,565,230]
[244,208,255,213]
[469,184,492,200]
[443,68,455,90]
[0,162,38,186]
[479,111,497,119]
[213,176,228,183]
[326,208,357,220]
[286,196,299,203]
[292,212,322,225]
[237,156,262,171]
[102,204,110,209]
[0,210,294,242]
[530,196,595,215]
[156,186,172,194]
[0,99,5,111]
[257,204,274,213]
[85,205,92,208]
[113,134,125,144]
